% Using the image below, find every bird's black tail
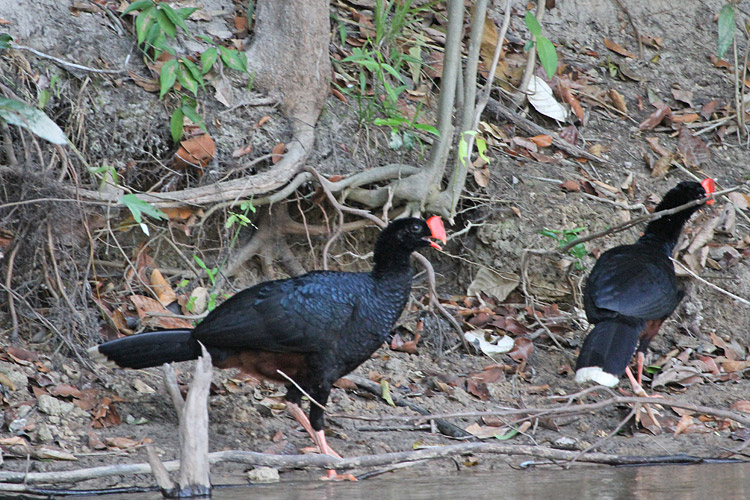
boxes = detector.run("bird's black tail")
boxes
[88,330,200,369]
[575,318,644,386]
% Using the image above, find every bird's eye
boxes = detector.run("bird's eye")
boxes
[412,223,421,232]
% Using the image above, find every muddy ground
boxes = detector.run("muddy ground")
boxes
[1,0,750,493]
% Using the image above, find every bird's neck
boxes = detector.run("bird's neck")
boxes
[372,252,414,279]
[639,211,694,255]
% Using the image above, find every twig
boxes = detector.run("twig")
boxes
[579,192,646,211]
[10,43,129,74]
[557,185,740,254]
[567,406,636,467]
[611,0,644,59]
[346,375,471,438]
[4,242,20,341]
[486,97,610,165]
[322,394,750,428]
[671,258,750,306]
[276,369,327,411]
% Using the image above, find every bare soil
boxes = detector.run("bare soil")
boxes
[0,0,749,492]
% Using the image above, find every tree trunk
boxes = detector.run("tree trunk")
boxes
[247,0,331,125]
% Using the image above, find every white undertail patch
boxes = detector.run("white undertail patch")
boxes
[87,345,117,368]
[575,367,620,387]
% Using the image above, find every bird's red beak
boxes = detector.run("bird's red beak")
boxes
[426,216,447,250]
[701,178,715,205]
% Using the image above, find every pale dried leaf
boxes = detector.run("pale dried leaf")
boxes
[467,267,520,301]
[527,76,568,122]
[677,127,710,167]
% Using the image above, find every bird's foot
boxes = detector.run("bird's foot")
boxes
[625,366,662,431]
[321,470,357,481]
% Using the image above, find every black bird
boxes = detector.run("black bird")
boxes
[89,216,447,480]
[575,180,714,387]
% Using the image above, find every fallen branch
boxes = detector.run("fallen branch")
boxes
[0,443,734,489]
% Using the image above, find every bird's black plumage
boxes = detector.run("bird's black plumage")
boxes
[90,217,445,433]
[575,181,709,386]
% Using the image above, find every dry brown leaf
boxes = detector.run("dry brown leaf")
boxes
[639,104,672,130]
[128,71,160,93]
[673,414,694,436]
[105,437,142,450]
[271,142,287,164]
[508,337,534,364]
[721,360,750,372]
[710,54,731,70]
[174,134,216,169]
[473,164,490,187]
[129,295,193,329]
[672,113,700,124]
[512,136,538,152]
[557,79,585,123]
[700,100,720,120]
[728,192,750,210]
[730,401,750,413]
[604,38,636,58]
[644,137,671,157]
[671,88,694,108]
[608,89,628,114]
[150,268,177,306]
[559,125,578,144]
[560,180,580,192]
[529,135,553,147]
[650,154,673,178]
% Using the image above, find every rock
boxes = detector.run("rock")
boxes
[37,395,74,416]
[35,423,54,443]
[0,361,28,390]
[247,466,280,484]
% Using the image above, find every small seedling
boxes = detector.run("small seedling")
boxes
[540,227,587,270]
[524,12,558,80]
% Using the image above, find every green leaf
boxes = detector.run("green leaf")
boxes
[193,254,207,271]
[181,104,206,133]
[0,33,13,50]
[201,47,218,74]
[494,427,520,441]
[182,59,204,87]
[155,8,176,38]
[476,137,490,163]
[170,107,184,143]
[135,6,156,46]
[122,0,153,16]
[718,3,735,59]
[218,46,247,72]
[412,123,439,137]
[160,4,191,35]
[381,63,405,82]
[536,36,558,80]
[380,380,396,407]
[144,18,161,48]
[0,97,68,144]
[159,58,178,98]
[119,194,167,235]
[177,63,199,95]
[524,11,542,37]
[176,7,199,20]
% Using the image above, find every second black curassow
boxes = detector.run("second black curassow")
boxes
[89,216,447,480]
[575,180,714,388]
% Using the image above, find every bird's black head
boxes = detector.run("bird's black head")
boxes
[655,181,708,212]
[373,217,446,274]
[642,180,710,250]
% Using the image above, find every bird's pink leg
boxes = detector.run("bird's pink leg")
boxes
[625,366,661,429]
[636,351,645,386]
[286,402,356,481]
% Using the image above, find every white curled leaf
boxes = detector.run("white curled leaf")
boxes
[527,75,568,122]
[464,330,514,356]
